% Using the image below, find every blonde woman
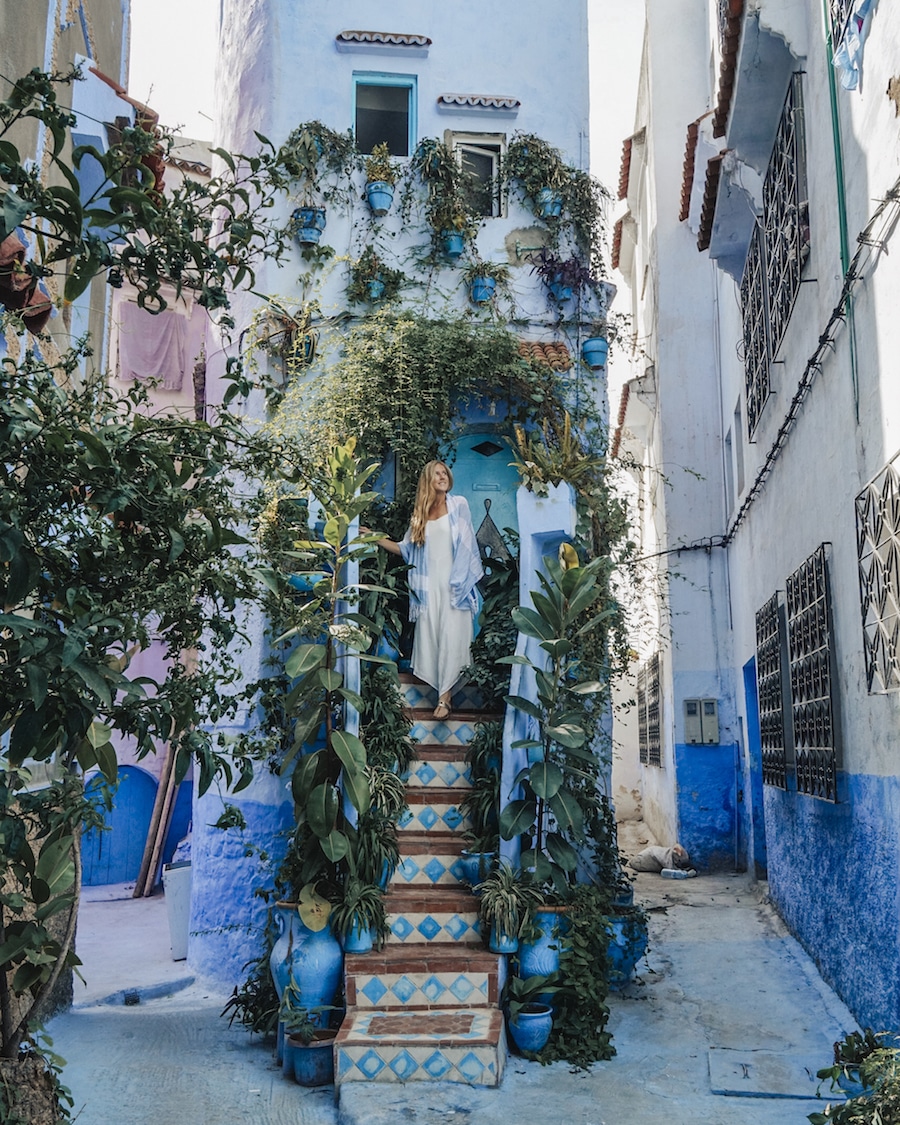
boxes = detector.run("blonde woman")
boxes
[371,461,483,719]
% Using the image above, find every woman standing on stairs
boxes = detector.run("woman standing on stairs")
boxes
[368,461,483,720]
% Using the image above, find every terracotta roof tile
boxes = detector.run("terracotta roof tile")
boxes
[612,217,624,271]
[336,29,432,47]
[518,340,572,371]
[697,153,724,252]
[713,0,745,138]
[679,121,701,222]
[437,93,520,110]
[618,136,633,201]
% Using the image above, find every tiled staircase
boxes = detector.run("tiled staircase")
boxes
[334,676,507,1086]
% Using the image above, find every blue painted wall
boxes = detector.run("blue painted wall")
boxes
[765,772,900,1031]
[188,791,294,987]
[742,657,768,878]
[674,742,738,870]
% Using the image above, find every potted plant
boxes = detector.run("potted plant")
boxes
[810,1033,900,1124]
[347,247,404,304]
[815,1029,892,1099]
[503,971,565,1055]
[605,900,649,988]
[503,132,570,220]
[364,142,399,216]
[461,259,510,304]
[529,248,596,304]
[410,137,480,258]
[330,874,387,954]
[478,860,543,953]
[282,1004,338,1087]
[279,120,359,243]
[268,883,343,1013]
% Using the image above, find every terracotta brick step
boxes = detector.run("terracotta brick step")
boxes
[344,943,501,1009]
[397,831,465,855]
[386,886,476,913]
[335,1006,507,1086]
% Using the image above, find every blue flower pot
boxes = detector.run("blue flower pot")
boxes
[441,230,465,259]
[469,276,496,304]
[342,918,375,954]
[269,902,343,1009]
[366,277,386,301]
[581,336,609,369]
[508,1002,553,1054]
[536,188,563,219]
[548,280,573,303]
[518,907,568,978]
[489,925,518,954]
[289,1030,336,1087]
[605,910,648,989]
[292,206,326,246]
[459,850,495,887]
[366,180,394,217]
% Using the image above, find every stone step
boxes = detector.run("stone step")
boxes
[335,1007,507,1086]
[394,832,466,887]
[398,790,470,834]
[344,943,501,1010]
[408,713,484,748]
[399,675,484,713]
[403,747,472,790]
[386,886,480,945]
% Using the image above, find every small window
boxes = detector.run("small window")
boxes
[354,74,416,157]
[449,132,505,218]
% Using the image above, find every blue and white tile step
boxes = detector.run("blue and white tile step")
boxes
[409,718,478,748]
[335,1008,506,1086]
[394,850,468,887]
[404,754,471,789]
[387,909,480,945]
[348,969,492,1010]
[398,796,470,834]
[399,677,483,712]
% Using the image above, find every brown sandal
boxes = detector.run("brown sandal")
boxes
[433,701,451,720]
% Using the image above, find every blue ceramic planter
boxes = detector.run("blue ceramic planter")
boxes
[469,276,496,304]
[548,279,573,303]
[292,206,326,245]
[489,925,518,954]
[459,850,495,887]
[581,336,609,369]
[366,181,394,216]
[441,230,465,259]
[536,188,563,219]
[508,1003,553,1054]
[269,902,343,1010]
[518,907,568,978]
[289,1031,336,1087]
[365,278,386,301]
[605,910,648,988]
[342,919,375,954]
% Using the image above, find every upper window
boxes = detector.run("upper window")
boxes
[449,133,505,218]
[828,0,854,44]
[354,74,416,157]
[739,73,809,437]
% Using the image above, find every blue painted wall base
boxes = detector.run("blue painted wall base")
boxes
[765,772,900,1031]
[674,742,738,871]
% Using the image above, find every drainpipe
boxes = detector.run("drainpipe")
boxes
[822,0,860,418]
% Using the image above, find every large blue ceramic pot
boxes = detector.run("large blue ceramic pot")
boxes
[289,1030,337,1087]
[518,907,569,978]
[269,901,343,1014]
[508,1002,553,1054]
[605,909,648,988]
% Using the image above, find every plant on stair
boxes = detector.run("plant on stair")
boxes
[460,720,502,884]
[500,553,613,894]
[478,860,543,952]
[465,552,520,711]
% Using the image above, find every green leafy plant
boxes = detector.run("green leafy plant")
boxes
[408,138,482,252]
[359,665,416,774]
[329,876,387,944]
[347,247,405,305]
[503,970,566,1021]
[503,133,570,202]
[478,860,542,940]
[279,120,359,205]
[466,552,520,711]
[461,259,511,285]
[364,142,398,187]
[500,554,613,893]
[809,1039,900,1124]
[220,909,281,1039]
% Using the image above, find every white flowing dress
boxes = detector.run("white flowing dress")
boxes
[411,513,474,695]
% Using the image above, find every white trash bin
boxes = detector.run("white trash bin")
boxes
[162,861,192,961]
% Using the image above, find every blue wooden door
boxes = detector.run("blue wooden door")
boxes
[447,431,520,551]
[82,765,157,886]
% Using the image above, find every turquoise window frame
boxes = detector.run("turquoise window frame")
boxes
[352,72,417,157]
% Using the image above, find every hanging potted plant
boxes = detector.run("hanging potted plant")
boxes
[530,249,596,305]
[279,120,358,246]
[347,247,404,305]
[410,137,480,259]
[478,860,543,953]
[462,259,510,304]
[503,132,570,221]
[364,142,399,216]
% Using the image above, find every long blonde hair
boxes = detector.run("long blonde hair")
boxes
[408,460,453,546]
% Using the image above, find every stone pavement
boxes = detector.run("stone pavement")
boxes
[48,872,859,1125]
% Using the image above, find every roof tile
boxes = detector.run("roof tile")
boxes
[518,340,572,371]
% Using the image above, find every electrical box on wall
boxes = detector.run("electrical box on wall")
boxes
[683,698,720,744]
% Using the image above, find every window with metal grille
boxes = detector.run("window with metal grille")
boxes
[449,132,505,218]
[739,74,809,438]
[637,654,662,767]
[786,544,839,801]
[755,592,791,789]
[856,456,900,693]
[828,0,854,45]
[740,225,770,435]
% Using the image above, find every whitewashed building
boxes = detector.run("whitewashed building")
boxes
[615,0,900,1028]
